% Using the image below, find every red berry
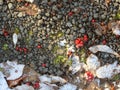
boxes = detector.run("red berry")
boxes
[3,31,9,37]
[23,47,28,53]
[42,63,46,67]
[102,40,107,45]
[75,38,81,45]
[91,19,95,23]
[19,48,23,52]
[83,35,88,42]
[24,3,29,6]
[85,71,94,81]
[68,11,74,16]
[37,44,42,49]
[33,82,40,89]
[16,46,19,51]
[76,41,84,48]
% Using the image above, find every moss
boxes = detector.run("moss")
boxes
[114,11,120,20]
[2,44,8,50]
[56,31,64,38]
[79,48,87,63]
[14,27,20,34]
[53,55,67,65]
[112,74,120,81]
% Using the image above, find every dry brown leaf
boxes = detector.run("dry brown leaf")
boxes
[110,84,115,90]
[105,0,111,7]
[23,66,39,83]
[7,75,27,88]
[17,4,39,16]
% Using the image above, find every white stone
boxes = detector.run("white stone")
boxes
[8,3,13,9]
[0,0,3,5]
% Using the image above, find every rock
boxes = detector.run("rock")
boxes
[18,12,23,17]
[45,12,50,17]
[23,66,39,82]
[66,22,72,27]
[80,28,85,33]
[0,0,3,5]
[8,3,13,9]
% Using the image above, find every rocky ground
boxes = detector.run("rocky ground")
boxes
[0,0,120,90]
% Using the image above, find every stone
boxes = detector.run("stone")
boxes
[94,14,99,18]
[80,28,85,33]
[66,22,72,27]
[45,12,50,17]
[8,3,13,9]
[23,66,39,82]
[18,12,23,17]
[0,0,3,5]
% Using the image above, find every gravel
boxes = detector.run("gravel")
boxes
[0,0,120,89]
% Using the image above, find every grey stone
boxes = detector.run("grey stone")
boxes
[66,22,72,27]
[94,14,99,18]
[80,28,85,33]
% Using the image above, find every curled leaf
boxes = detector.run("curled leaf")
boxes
[96,61,119,79]
[86,54,100,70]
[0,72,10,90]
[69,55,83,74]
[7,75,27,88]
[89,45,120,57]
[0,61,25,80]
[13,33,18,48]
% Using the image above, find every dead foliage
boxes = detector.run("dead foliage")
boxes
[17,3,39,16]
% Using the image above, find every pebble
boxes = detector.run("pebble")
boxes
[17,12,23,17]
[80,28,85,33]
[0,0,3,5]
[66,22,72,27]
[8,3,13,9]
[0,0,119,89]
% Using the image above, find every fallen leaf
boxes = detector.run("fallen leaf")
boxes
[96,61,119,79]
[23,66,39,83]
[89,45,120,57]
[7,75,27,88]
[0,72,10,90]
[0,61,25,80]
[105,0,111,7]
[17,4,39,16]
[86,54,100,70]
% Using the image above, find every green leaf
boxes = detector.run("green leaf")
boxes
[29,30,33,36]
[0,67,3,71]
[53,55,66,65]
[112,74,120,81]
[2,44,8,50]
[56,31,64,38]
[14,27,20,34]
